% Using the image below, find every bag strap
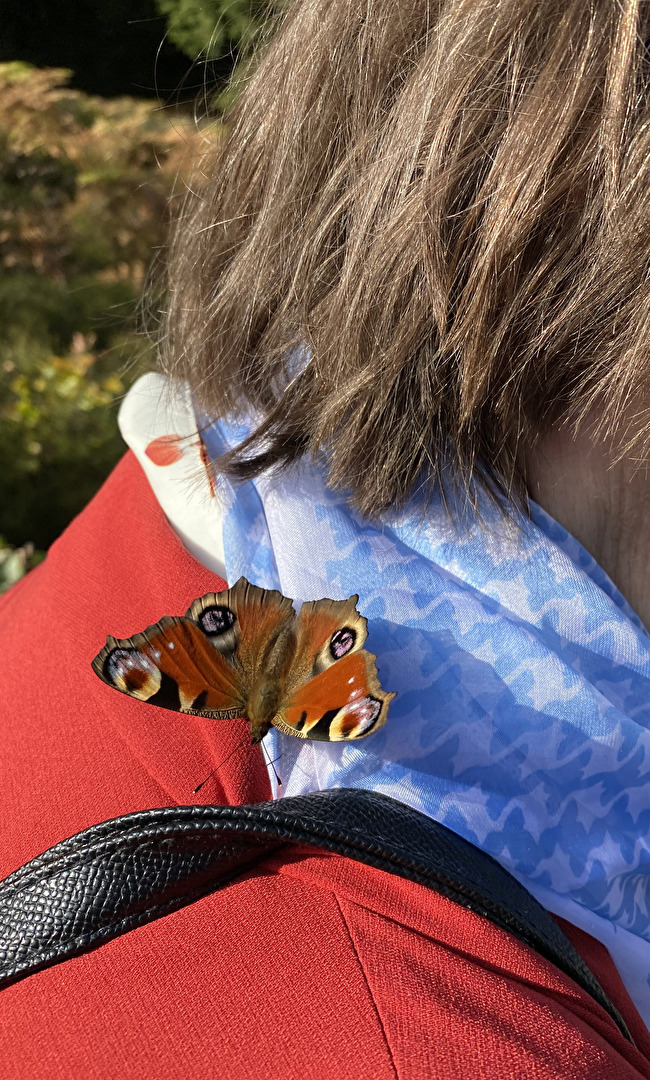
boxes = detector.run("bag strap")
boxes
[0,787,632,1042]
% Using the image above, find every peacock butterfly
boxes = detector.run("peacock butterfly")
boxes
[92,577,395,744]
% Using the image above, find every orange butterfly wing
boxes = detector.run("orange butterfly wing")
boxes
[275,651,394,741]
[272,596,395,741]
[92,616,245,719]
[92,578,297,731]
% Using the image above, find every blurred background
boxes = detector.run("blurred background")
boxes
[0,0,281,592]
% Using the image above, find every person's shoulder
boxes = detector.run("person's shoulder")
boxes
[1,842,648,1079]
[2,453,649,1078]
[0,449,268,874]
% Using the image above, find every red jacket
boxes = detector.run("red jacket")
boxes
[1,451,650,1079]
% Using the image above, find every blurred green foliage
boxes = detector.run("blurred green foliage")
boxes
[154,0,286,114]
[155,0,284,61]
[0,61,213,553]
[0,537,43,595]
[0,0,281,579]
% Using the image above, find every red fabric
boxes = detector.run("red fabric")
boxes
[1,450,650,1079]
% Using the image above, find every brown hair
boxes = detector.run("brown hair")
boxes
[161,0,650,518]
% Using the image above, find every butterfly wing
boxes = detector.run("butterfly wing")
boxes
[92,577,297,730]
[272,595,395,741]
[92,615,245,719]
[281,594,366,684]
[274,649,394,741]
[186,577,296,683]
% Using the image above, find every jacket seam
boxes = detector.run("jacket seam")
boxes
[333,894,399,1080]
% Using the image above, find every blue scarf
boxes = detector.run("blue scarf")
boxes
[202,415,650,1025]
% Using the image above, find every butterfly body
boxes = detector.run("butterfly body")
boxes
[236,624,295,742]
[92,577,395,744]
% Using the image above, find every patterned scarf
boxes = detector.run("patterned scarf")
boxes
[201,412,650,1027]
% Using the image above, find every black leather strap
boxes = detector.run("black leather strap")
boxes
[0,788,632,1042]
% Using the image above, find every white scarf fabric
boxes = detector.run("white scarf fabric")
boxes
[120,372,650,1027]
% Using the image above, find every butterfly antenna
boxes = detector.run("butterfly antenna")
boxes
[260,742,283,788]
[193,737,250,794]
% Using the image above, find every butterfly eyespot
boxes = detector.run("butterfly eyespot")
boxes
[105,648,161,697]
[333,695,382,738]
[353,696,382,725]
[198,605,237,636]
[107,648,155,679]
[329,627,356,660]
